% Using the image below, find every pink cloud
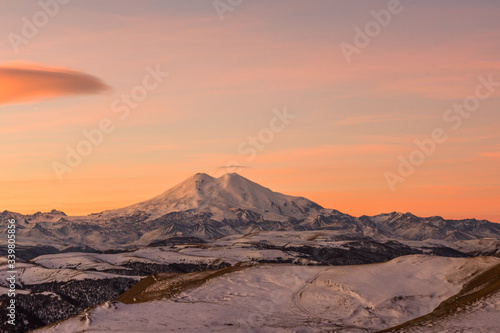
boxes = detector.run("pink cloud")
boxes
[0,62,110,105]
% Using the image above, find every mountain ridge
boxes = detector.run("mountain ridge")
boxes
[1,173,500,250]
[5,173,497,224]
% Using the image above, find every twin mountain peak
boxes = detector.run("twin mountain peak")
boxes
[99,172,323,222]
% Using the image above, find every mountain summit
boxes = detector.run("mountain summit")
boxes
[100,173,323,221]
[3,172,500,249]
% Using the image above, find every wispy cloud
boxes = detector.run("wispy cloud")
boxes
[0,62,110,105]
[332,114,436,126]
[215,165,253,170]
[482,152,500,158]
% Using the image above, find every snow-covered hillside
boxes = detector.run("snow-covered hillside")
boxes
[403,291,500,332]
[0,261,141,285]
[34,255,500,332]
[3,230,499,332]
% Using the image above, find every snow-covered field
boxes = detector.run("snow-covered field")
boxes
[30,243,303,271]
[32,247,225,270]
[35,255,500,332]
[0,261,142,286]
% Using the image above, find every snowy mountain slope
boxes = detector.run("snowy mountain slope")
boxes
[0,253,144,333]
[0,261,141,286]
[2,212,498,254]
[97,173,323,222]
[400,291,500,332]
[366,212,500,241]
[25,231,466,276]
[0,244,237,333]
[298,255,500,330]
[28,230,412,273]
[34,255,500,332]
[380,259,500,332]
[32,247,234,270]
[2,173,500,251]
[0,233,480,333]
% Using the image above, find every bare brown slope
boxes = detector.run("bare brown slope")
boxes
[116,262,256,304]
[378,261,500,332]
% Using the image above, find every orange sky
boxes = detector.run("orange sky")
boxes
[1,1,499,222]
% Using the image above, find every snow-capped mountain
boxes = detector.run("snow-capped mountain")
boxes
[1,173,500,251]
[2,173,500,333]
[97,173,323,222]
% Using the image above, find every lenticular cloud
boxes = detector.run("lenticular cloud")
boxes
[0,62,110,105]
